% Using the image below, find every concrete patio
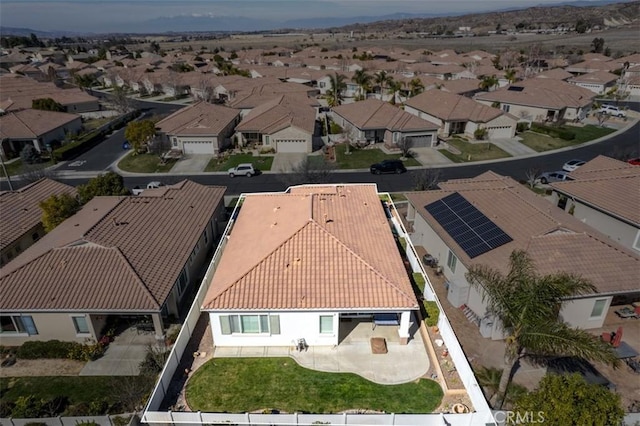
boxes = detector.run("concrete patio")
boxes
[213,319,430,385]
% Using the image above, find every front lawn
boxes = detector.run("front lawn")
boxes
[0,159,55,178]
[439,138,511,163]
[0,159,24,177]
[186,358,443,413]
[334,144,421,169]
[83,117,115,131]
[205,153,273,172]
[117,152,176,173]
[519,125,616,152]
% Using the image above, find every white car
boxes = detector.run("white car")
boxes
[228,163,256,178]
[132,181,165,195]
[562,159,586,172]
[538,171,571,184]
[597,105,626,118]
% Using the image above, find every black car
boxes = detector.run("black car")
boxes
[370,160,407,175]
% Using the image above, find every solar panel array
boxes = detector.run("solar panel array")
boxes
[425,192,512,259]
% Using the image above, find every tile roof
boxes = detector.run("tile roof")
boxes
[568,70,618,84]
[332,99,438,131]
[551,156,640,225]
[235,94,317,134]
[474,79,595,109]
[0,109,81,139]
[0,74,98,111]
[203,184,418,311]
[406,90,503,123]
[0,178,76,252]
[155,101,240,136]
[406,172,639,295]
[534,68,574,80]
[0,180,226,312]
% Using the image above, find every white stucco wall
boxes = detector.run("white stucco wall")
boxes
[209,311,339,347]
[475,99,550,122]
[0,312,98,345]
[560,296,612,329]
[270,125,312,153]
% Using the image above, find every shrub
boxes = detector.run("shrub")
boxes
[424,301,440,327]
[64,402,91,416]
[139,345,169,376]
[20,145,41,164]
[516,122,530,133]
[474,128,487,140]
[259,147,275,154]
[329,122,343,134]
[11,396,44,418]
[67,341,106,362]
[112,415,133,426]
[16,340,77,359]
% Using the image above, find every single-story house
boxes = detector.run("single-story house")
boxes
[567,70,619,95]
[0,181,226,345]
[155,101,241,155]
[202,184,420,347]
[549,156,640,253]
[234,94,317,153]
[0,109,83,160]
[474,79,595,122]
[405,172,639,338]
[0,178,76,266]
[331,98,439,148]
[405,90,517,139]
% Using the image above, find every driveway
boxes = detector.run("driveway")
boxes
[171,155,211,173]
[271,153,307,172]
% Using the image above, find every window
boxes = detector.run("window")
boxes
[1,315,38,335]
[220,314,280,335]
[447,250,457,273]
[72,316,90,334]
[264,135,270,145]
[319,315,333,334]
[177,269,188,295]
[502,104,511,113]
[590,299,607,318]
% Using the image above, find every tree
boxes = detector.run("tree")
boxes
[111,85,132,113]
[32,98,64,112]
[352,69,372,100]
[125,120,156,154]
[412,168,441,191]
[524,167,541,189]
[575,19,589,34]
[591,37,605,54]
[374,70,392,96]
[466,250,619,409]
[387,78,403,105]
[40,193,80,232]
[77,172,129,205]
[478,75,499,91]
[20,145,41,165]
[513,373,624,425]
[397,136,414,158]
[408,78,425,97]
[504,68,517,84]
[326,73,347,107]
[280,157,336,187]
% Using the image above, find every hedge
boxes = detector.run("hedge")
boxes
[424,301,440,327]
[16,340,78,359]
[530,123,575,141]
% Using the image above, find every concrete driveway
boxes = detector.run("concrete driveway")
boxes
[271,153,306,172]
[171,155,211,173]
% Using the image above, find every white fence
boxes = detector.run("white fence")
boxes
[1,414,137,426]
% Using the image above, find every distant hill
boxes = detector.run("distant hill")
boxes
[0,27,90,38]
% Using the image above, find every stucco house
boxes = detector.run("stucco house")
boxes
[234,94,317,153]
[549,156,640,253]
[567,70,619,95]
[0,178,76,266]
[155,101,241,155]
[474,79,595,123]
[0,181,226,345]
[331,99,439,148]
[405,90,517,139]
[405,172,639,339]
[0,108,83,160]
[202,184,420,348]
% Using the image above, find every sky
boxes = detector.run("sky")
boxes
[0,0,614,33]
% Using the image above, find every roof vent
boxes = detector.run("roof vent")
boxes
[294,257,301,265]
[273,206,280,212]
[271,222,278,228]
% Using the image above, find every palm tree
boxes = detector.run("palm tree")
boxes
[466,249,619,409]
[326,73,347,107]
[387,78,403,105]
[374,70,392,96]
[478,74,499,91]
[408,78,425,97]
[504,68,517,84]
[352,69,372,101]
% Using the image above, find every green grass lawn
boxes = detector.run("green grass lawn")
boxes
[205,153,274,172]
[83,117,115,131]
[117,152,176,173]
[0,159,24,177]
[519,125,616,152]
[0,159,56,177]
[439,138,511,163]
[186,358,443,413]
[334,144,421,169]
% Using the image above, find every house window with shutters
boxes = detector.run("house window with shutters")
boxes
[219,314,280,335]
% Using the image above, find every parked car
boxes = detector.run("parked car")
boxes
[132,181,164,195]
[562,159,586,172]
[597,104,626,118]
[228,163,256,178]
[370,160,407,175]
[627,158,640,166]
[538,171,571,184]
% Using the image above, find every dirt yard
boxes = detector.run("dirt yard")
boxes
[0,359,85,377]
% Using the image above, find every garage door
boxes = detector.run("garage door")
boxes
[182,140,214,154]
[485,126,514,139]
[275,139,308,153]
[408,135,433,147]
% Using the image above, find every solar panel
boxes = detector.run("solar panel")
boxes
[425,192,512,259]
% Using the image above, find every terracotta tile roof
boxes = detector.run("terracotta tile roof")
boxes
[332,99,438,131]
[203,184,418,311]
[438,79,482,94]
[474,79,594,109]
[235,94,316,134]
[0,180,226,312]
[406,90,502,123]
[0,109,81,139]
[0,178,76,252]
[535,68,574,80]
[0,74,98,111]
[568,70,618,84]
[155,101,240,136]
[551,156,640,225]
[406,172,639,295]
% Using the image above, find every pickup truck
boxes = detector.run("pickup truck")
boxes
[132,181,164,195]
